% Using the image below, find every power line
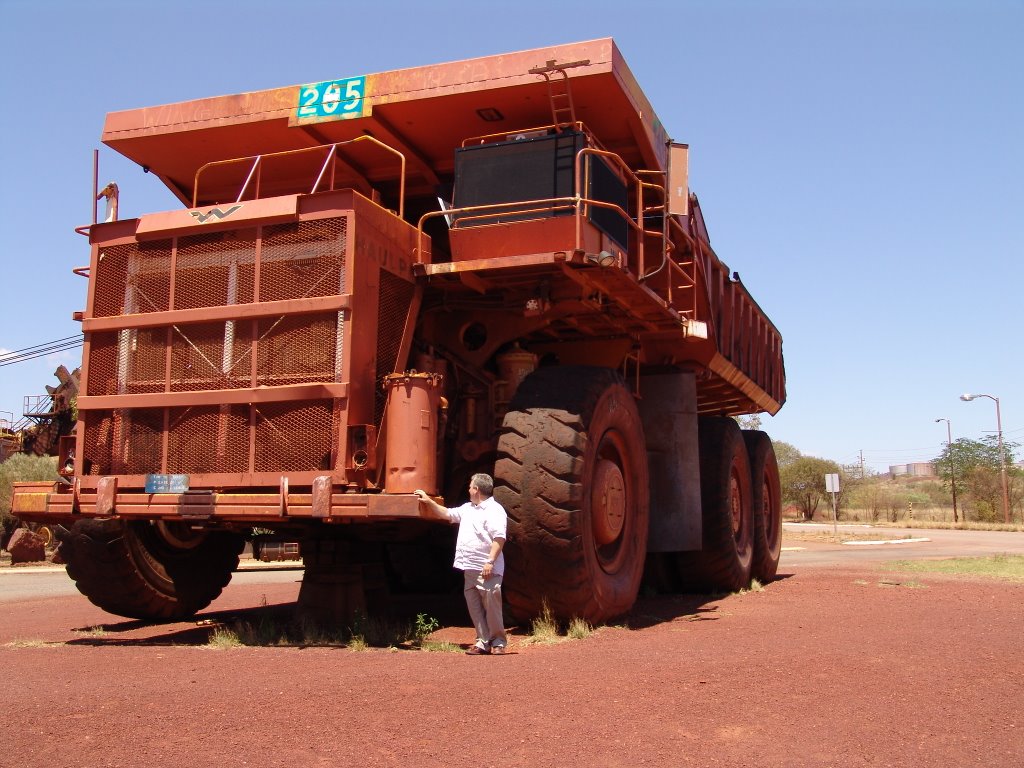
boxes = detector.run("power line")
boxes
[0,335,83,367]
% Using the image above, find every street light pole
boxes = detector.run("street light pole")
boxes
[960,393,1011,524]
[934,418,958,523]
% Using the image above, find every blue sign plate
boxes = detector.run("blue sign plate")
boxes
[145,474,190,494]
[294,76,366,123]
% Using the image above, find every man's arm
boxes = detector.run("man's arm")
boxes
[413,489,452,522]
[481,536,505,579]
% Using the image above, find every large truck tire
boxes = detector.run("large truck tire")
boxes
[58,519,243,621]
[743,430,782,582]
[674,417,753,593]
[494,366,649,625]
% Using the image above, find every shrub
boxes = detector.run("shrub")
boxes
[0,454,58,530]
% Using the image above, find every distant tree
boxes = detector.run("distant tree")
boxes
[834,464,864,519]
[1,454,59,532]
[734,414,762,431]
[772,440,802,470]
[781,456,840,521]
[933,437,1020,522]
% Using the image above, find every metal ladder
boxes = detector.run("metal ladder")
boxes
[528,58,590,129]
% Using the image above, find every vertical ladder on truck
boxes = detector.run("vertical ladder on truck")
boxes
[528,59,590,129]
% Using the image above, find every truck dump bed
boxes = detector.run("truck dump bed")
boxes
[101,38,784,417]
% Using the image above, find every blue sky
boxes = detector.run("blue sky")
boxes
[1,0,1020,472]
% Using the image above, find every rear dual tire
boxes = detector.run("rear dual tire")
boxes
[674,417,754,593]
[744,430,782,583]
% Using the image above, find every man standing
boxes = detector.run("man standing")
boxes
[414,474,507,655]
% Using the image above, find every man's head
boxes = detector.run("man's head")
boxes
[468,473,494,504]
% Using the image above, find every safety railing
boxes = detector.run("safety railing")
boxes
[192,135,407,218]
[461,121,600,149]
[23,394,56,420]
[416,141,702,313]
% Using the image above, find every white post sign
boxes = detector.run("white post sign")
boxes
[825,473,840,535]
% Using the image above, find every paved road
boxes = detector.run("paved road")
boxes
[3,525,1022,602]
[780,522,1024,568]
[0,561,302,603]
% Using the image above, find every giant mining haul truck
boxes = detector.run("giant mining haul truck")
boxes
[12,39,785,626]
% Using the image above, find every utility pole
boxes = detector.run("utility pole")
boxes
[935,418,958,524]
[859,450,865,480]
[961,394,1010,524]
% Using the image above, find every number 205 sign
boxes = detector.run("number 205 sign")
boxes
[293,76,367,123]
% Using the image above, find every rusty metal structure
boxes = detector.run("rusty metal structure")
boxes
[13,39,785,624]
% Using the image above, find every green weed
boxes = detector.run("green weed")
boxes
[887,553,1024,582]
[566,617,594,639]
[207,626,242,649]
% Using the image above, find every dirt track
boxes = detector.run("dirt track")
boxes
[2,552,1022,768]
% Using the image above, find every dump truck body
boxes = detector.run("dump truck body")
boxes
[13,39,785,624]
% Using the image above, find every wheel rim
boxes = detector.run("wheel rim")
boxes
[592,458,626,546]
[730,466,744,540]
[155,521,207,550]
[592,430,632,572]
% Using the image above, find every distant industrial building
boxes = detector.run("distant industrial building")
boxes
[889,462,937,478]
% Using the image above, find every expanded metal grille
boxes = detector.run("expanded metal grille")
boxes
[82,411,112,475]
[260,220,346,301]
[170,321,252,391]
[122,408,164,474]
[85,331,119,396]
[92,241,172,318]
[83,215,363,479]
[175,230,256,310]
[167,405,249,474]
[254,399,334,473]
[256,312,339,387]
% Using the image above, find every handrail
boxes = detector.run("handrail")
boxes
[236,156,263,204]
[414,140,709,321]
[416,197,581,263]
[576,146,647,272]
[192,136,407,218]
[462,121,587,148]
[416,144,650,270]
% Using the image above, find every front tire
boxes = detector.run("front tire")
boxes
[59,519,243,620]
[495,366,649,624]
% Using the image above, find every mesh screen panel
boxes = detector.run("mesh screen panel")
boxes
[256,312,338,386]
[92,246,128,318]
[121,408,164,474]
[124,328,168,394]
[82,411,113,475]
[167,405,249,474]
[83,217,354,479]
[260,220,347,302]
[254,400,334,472]
[170,322,253,391]
[86,332,120,396]
[93,241,173,317]
[175,231,256,310]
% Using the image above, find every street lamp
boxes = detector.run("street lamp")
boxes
[934,418,958,523]
[960,393,1011,524]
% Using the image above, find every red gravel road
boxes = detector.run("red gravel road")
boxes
[1,562,1022,768]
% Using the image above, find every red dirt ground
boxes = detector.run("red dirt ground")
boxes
[1,563,1022,767]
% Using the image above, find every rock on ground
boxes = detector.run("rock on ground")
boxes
[6,527,46,563]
